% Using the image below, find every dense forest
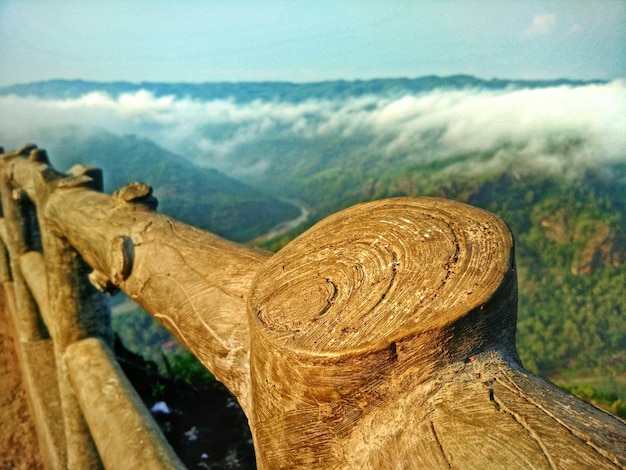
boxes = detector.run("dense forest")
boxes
[1,76,624,417]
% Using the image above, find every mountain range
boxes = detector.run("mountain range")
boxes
[0,75,606,102]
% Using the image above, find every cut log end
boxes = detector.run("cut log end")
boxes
[250,197,516,358]
[247,197,520,468]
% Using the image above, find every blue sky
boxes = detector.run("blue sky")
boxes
[0,1,624,86]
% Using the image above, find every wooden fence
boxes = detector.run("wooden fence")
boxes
[0,143,624,469]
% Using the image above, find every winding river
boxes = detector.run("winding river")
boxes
[251,199,310,243]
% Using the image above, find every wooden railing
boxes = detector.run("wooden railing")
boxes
[0,143,624,469]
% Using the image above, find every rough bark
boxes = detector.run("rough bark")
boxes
[4,148,270,415]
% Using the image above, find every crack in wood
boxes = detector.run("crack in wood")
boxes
[319,278,338,316]
[430,421,454,469]
[494,370,624,466]
[488,386,558,470]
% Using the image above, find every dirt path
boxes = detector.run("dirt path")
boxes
[0,294,44,469]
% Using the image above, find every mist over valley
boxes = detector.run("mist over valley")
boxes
[2,76,623,190]
[1,76,625,416]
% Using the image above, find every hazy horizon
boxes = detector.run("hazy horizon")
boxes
[0,73,613,88]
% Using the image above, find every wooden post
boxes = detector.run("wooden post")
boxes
[246,197,626,469]
[40,228,107,469]
[0,144,47,342]
[35,156,110,469]
[0,147,67,468]
[18,251,51,327]
[4,147,112,468]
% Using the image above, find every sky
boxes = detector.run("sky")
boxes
[0,1,625,86]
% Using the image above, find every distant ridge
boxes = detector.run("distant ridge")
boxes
[0,75,607,102]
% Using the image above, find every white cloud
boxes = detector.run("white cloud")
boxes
[1,80,625,181]
[523,13,557,37]
[567,23,582,35]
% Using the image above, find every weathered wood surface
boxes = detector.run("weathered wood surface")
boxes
[64,337,185,469]
[0,151,47,342]
[1,144,625,469]
[1,144,269,416]
[10,233,189,470]
[4,146,111,468]
[18,251,50,327]
[247,197,626,469]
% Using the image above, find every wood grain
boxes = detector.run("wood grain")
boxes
[65,337,185,469]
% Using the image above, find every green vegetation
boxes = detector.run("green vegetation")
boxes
[558,381,626,419]
[162,350,216,386]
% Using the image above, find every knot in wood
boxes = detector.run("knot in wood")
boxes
[112,182,158,210]
[110,236,134,284]
[28,148,49,164]
[88,236,134,292]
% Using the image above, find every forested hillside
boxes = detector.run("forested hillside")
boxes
[17,128,300,242]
